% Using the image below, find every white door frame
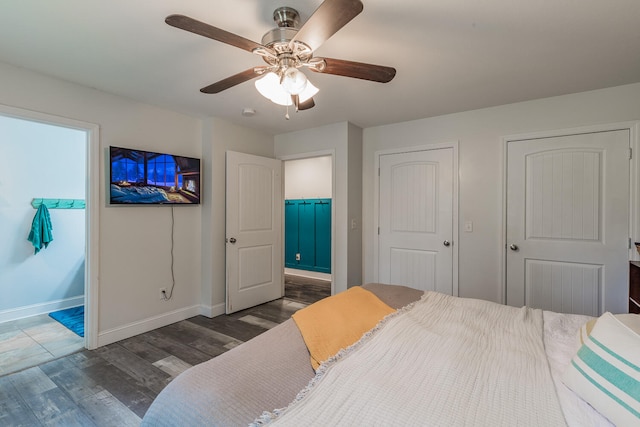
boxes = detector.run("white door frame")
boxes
[373,142,459,295]
[501,121,640,305]
[0,103,100,350]
[278,149,336,296]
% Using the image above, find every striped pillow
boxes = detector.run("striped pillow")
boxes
[562,312,640,426]
[579,313,640,345]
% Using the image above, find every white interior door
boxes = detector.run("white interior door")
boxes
[506,130,630,315]
[226,151,283,313]
[378,148,454,294]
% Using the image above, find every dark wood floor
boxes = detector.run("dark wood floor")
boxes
[0,275,330,426]
[285,274,332,305]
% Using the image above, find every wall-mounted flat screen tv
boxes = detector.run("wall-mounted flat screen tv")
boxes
[109,146,201,205]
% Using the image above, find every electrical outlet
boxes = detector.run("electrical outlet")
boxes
[159,288,167,300]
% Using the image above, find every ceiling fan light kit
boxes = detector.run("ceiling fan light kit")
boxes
[165,0,396,119]
[255,72,319,107]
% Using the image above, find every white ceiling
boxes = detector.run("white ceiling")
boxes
[1,0,639,135]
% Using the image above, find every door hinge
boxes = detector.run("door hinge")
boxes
[378,167,380,177]
[630,147,633,160]
[378,227,380,235]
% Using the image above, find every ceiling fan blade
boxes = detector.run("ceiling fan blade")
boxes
[290,0,363,52]
[311,58,396,83]
[200,68,261,94]
[166,14,263,53]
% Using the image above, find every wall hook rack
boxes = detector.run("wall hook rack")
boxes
[31,198,86,209]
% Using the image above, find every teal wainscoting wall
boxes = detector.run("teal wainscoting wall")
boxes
[285,199,331,273]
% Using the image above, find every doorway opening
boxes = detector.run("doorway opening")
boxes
[0,105,99,375]
[283,155,333,303]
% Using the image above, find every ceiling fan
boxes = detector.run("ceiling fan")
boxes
[165,0,396,115]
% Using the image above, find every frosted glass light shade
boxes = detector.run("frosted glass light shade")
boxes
[298,80,319,102]
[281,67,308,95]
[255,72,319,106]
[255,72,292,106]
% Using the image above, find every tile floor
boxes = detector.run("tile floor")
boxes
[0,313,84,376]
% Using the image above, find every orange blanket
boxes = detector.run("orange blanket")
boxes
[292,286,395,370]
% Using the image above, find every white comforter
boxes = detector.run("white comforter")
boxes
[257,292,569,426]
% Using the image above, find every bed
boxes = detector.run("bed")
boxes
[141,284,638,426]
[110,183,170,204]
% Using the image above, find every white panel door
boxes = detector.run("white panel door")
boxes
[226,151,283,313]
[506,130,630,315]
[378,148,454,294]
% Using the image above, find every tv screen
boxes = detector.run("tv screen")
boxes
[109,146,201,205]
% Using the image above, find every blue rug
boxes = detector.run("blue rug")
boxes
[49,306,84,337]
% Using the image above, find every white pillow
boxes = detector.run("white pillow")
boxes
[562,312,640,426]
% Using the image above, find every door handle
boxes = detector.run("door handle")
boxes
[443,240,451,247]
[228,237,237,244]
[509,244,518,251]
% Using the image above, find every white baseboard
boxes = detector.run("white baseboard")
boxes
[199,302,225,318]
[97,304,201,347]
[0,296,84,323]
[285,268,332,281]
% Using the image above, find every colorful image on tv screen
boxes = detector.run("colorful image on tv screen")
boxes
[109,146,201,204]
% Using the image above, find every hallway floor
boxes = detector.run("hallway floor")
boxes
[0,313,84,376]
[284,274,331,304]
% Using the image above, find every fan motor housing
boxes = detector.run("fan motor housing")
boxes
[261,27,298,49]
[261,7,312,63]
[263,5,300,48]
[273,6,300,28]
[260,28,312,65]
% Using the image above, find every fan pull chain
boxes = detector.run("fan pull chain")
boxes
[285,105,290,120]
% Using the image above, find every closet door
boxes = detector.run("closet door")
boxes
[378,148,454,294]
[505,129,630,315]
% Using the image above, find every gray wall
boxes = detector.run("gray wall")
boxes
[363,83,640,304]
[0,61,203,345]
